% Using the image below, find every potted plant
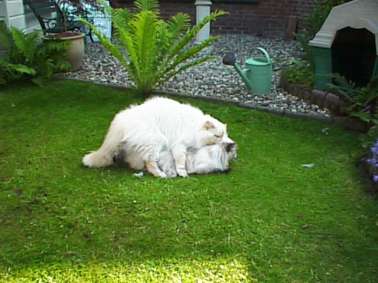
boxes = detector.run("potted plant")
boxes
[26,0,104,70]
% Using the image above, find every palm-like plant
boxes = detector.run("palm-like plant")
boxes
[83,0,226,96]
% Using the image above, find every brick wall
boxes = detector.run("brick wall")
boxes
[290,0,317,30]
[212,1,291,37]
[112,0,317,38]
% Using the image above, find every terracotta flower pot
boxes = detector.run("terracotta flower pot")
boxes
[44,31,85,71]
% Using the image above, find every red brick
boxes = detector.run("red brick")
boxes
[113,0,317,38]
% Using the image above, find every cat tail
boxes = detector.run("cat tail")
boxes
[82,114,126,168]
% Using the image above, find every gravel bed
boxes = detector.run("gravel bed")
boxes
[65,34,330,117]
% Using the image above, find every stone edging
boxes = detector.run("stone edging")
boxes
[279,76,369,132]
[279,75,345,114]
[61,77,331,121]
[154,89,332,122]
[59,77,368,131]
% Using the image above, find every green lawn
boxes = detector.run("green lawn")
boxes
[0,80,377,282]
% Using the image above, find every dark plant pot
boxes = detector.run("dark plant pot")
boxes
[44,31,85,71]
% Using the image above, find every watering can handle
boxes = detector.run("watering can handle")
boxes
[256,47,271,63]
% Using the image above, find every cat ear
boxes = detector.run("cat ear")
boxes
[203,120,215,130]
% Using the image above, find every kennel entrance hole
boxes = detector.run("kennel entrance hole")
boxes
[331,27,376,87]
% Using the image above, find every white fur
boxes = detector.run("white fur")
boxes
[157,142,237,177]
[83,97,232,177]
[186,143,237,174]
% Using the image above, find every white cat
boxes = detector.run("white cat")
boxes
[157,143,237,177]
[83,97,233,177]
[117,139,237,178]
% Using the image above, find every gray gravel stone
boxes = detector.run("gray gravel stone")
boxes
[65,34,330,117]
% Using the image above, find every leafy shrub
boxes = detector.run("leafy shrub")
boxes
[328,75,378,125]
[360,125,378,150]
[297,0,349,63]
[0,23,70,85]
[0,61,36,85]
[83,0,226,96]
[281,60,314,88]
[329,75,378,188]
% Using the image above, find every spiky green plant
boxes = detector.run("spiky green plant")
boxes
[0,22,70,85]
[82,0,226,96]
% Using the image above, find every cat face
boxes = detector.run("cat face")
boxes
[187,138,237,174]
[156,135,237,177]
[224,138,237,160]
[199,115,229,146]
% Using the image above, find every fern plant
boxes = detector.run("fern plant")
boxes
[0,61,36,85]
[282,59,314,87]
[82,0,226,96]
[0,23,70,85]
[328,75,378,125]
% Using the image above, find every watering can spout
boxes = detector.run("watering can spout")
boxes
[222,48,273,95]
[234,63,254,91]
[223,52,254,91]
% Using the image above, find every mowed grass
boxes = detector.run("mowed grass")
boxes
[0,80,377,282]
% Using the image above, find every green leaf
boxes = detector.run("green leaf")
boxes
[10,64,37,75]
[134,0,159,12]
[0,24,70,83]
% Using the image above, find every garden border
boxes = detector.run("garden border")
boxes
[279,75,369,132]
[59,77,367,131]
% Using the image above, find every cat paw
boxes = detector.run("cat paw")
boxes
[82,152,112,168]
[177,169,188,178]
[159,172,168,178]
[164,168,178,178]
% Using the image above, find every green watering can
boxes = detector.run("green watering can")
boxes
[223,47,273,95]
